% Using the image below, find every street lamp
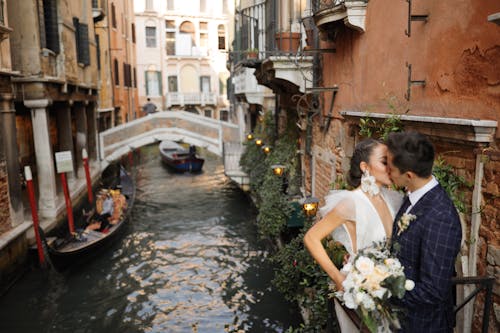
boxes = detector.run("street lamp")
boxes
[302,196,319,218]
[255,138,263,147]
[262,145,271,154]
[246,133,254,141]
[271,164,286,176]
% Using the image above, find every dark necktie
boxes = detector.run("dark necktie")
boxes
[393,195,411,237]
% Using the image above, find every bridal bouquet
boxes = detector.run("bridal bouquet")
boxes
[334,241,414,333]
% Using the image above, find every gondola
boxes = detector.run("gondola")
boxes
[40,164,135,271]
[159,140,204,172]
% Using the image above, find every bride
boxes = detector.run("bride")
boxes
[304,138,403,332]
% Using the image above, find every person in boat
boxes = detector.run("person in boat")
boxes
[86,190,114,232]
[109,188,127,224]
[189,145,197,157]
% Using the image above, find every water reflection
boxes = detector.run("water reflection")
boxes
[0,145,301,333]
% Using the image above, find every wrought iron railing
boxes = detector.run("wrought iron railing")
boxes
[453,275,495,333]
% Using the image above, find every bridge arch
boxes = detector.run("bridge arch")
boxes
[99,111,241,162]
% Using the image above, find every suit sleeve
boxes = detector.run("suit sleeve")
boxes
[403,206,462,307]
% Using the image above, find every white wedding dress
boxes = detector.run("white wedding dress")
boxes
[319,187,403,333]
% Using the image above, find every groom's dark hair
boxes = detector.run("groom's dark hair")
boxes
[386,131,434,178]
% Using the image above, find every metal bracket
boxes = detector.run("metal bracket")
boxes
[404,63,425,101]
[305,86,339,133]
[405,0,428,37]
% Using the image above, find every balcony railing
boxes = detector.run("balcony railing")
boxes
[166,92,217,107]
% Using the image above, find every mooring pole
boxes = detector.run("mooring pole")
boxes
[82,148,93,204]
[60,172,75,234]
[24,166,45,266]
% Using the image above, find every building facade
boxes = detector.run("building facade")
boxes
[95,0,139,130]
[230,0,499,331]
[0,0,102,289]
[134,0,232,120]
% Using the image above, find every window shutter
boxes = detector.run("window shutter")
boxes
[78,23,90,65]
[157,71,162,95]
[145,71,149,95]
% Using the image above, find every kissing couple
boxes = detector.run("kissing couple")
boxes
[304,131,462,332]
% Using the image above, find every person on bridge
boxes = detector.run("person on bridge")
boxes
[142,98,157,115]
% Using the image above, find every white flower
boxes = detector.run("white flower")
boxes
[343,291,357,309]
[405,279,415,291]
[355,256,374,275]
[397,213,417,236]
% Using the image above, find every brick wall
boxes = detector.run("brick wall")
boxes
[0,160,12,233]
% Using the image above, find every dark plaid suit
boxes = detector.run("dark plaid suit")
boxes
[392,184,462,333]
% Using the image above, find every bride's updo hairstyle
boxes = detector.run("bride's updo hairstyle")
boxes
[347,138,382,188]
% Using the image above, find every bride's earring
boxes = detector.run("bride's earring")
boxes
[361,169,380,196]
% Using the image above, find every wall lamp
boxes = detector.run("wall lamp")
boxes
[302,196,319,218]
[271,164,286,176]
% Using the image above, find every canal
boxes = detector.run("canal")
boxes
[0,145,302,332]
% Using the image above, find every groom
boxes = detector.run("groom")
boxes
[386,131,462,332]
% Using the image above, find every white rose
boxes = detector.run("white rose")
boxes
[361,294,376,311]
[343,292,357,309]
[405,279,415,291]
[355,256,374,275]
[372,287,387,299]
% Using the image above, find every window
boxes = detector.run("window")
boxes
[199,22,208,30]
[42,0,60,53]
[146,26,157,47]
[146,71,161,96]
[200,0,207,13]
[179,21,195,55]
[220,110,229,121]
[166,31,176,55]
[113,59,119,85]
[168,76,178,92]
[73,17,90,65]
[96,34,100,70]
[199,33,208,49]
[146,0,154,11]
[204,109,212,118]
[165,20,175,29]
[219,77,226,96]
[111,2,117,28]
[167,0,174,10]
[218,25,225,50]
[200,76,210,93]
[123,63,132,87]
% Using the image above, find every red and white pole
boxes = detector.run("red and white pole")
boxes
[24,166,45,266]
[82,148,93,204]
[60,172,75,234]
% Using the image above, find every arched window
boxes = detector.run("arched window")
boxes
[218,24,225,50]
[179,21,195,55]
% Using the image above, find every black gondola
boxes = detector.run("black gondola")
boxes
[40,164,135,271]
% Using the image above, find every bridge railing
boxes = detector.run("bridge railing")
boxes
[99,111,240,162]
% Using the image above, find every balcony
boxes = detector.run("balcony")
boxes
[313,0,368,33]
[166,92,217,107]
[232,65,270,105]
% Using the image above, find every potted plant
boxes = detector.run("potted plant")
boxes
[246,48,259,59]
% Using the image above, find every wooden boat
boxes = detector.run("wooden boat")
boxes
[158,140,204,172]
[40,164,135,271]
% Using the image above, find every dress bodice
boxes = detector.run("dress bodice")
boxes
[320,188,403,255]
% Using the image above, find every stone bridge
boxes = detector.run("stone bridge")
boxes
[99,111,249,189]
[99,111,242,161]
